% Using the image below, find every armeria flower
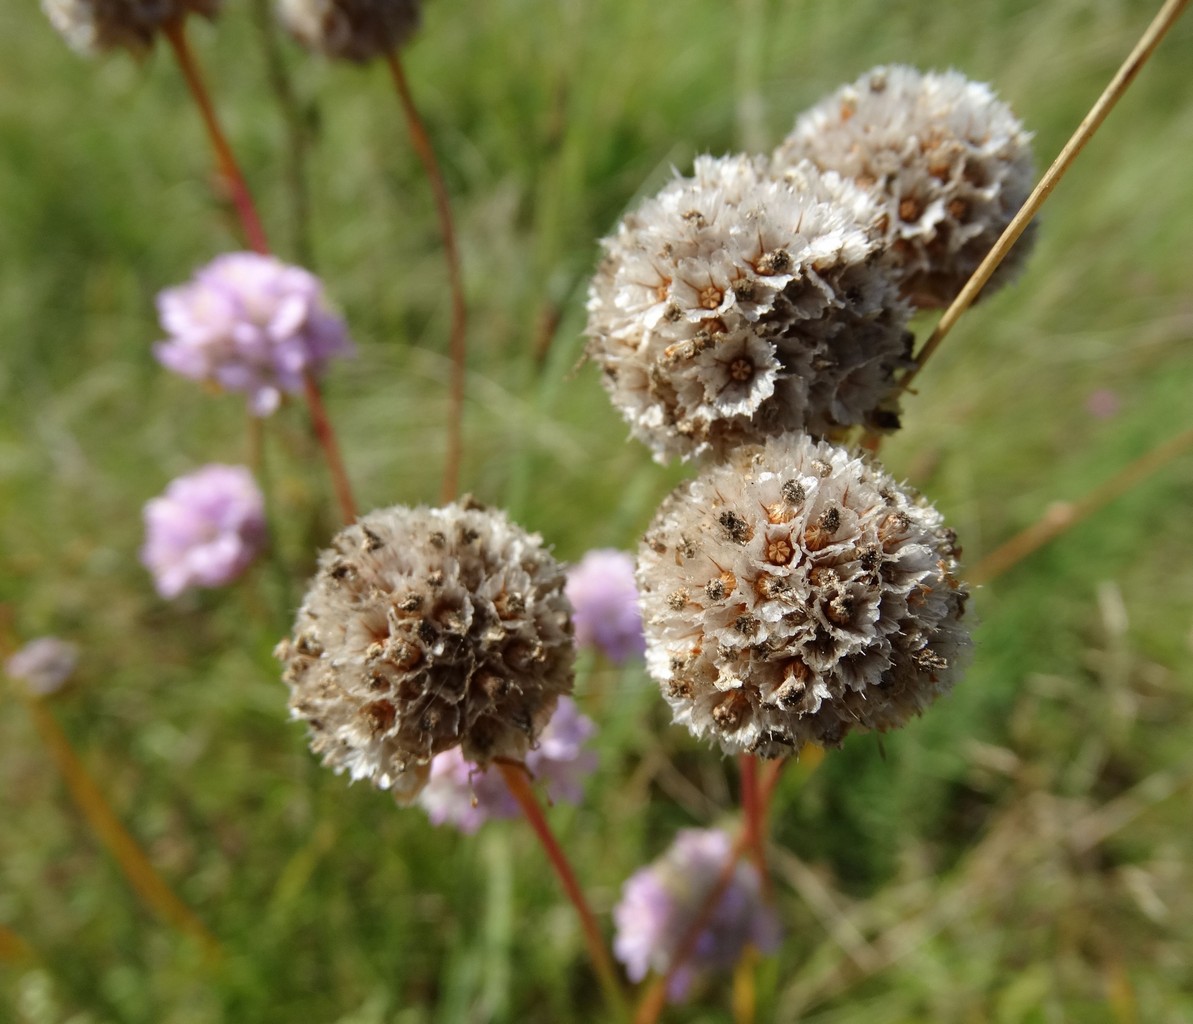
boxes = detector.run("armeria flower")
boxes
[774,65,1035,309]
[141,464,267,600]
[155,252,353,417]
[276,499,575,802]
[637,433,971,758]
[277,0,421,63]
[42,0,219,56]
[566,549,645,664]
[416,696,597,832]
[586,154,912,462]
[5,638,79,697]
[613,828,781,1002]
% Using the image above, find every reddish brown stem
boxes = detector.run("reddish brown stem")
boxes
[164,19,270,256]
[739,754,769,896]
[303,372,357,524]
[384,49,468,505]
[497,760,629,1020]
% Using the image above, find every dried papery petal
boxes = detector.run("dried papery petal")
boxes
[277,500,575,800]
[277,0,421,62]
[774,65,1035,308]
[638,433,970,757]
[586,154,912,462]
[42,0,219,56]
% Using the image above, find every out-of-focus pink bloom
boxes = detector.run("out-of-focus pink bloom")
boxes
[155,252,352,416]
[613,828,781,1002]
[566,549,645,663]
[1086,388,1120,420]
[417,697,597,833]
[5,638,79,696]
[141,464,267,599]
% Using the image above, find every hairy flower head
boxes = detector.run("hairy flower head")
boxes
[141,464,267,600]
[638,433,970,757]
[155,252,353,417]
[277,500,575,802]
[774,65,1035,308]
[42,0,219,56]
[277,0,420,62]
[586,154,912,462]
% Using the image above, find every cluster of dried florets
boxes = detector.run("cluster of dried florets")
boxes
[41,0,219,55]
[587,155,912,462]
[277,0,422,62]
[637,434,970,757]
[277,500,574,801]
[774,65,1035,308]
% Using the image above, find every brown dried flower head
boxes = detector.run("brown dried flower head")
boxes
[586,154,913,463]
[42,0,219,55]
[277,0,421,62]
[774,65,1035,309]
[637,433,971,758]
[277,499,574,801]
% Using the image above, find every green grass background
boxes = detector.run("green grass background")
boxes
[2,0,1192,1020]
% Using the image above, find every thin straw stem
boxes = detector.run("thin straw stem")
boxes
[738,754,769,895]
[163,19,269,256]
[905,0,1190,387]
[969,423,1193,585]
[497,760,629,1020]
[15,689,222,964]
[384,49,468,505]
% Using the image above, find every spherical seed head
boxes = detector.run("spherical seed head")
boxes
[141,464,267,599]
[774,65,1035,309]
[566,549,646,664]
[5,638,79,697]
[277,500,575,800]
[417,696,597,832]
[155,252,353,417]
[586,154,913,463]
[42,0,219,56]
[613,828,781,1002]
[277,0,421,62]
[637,433,971,758]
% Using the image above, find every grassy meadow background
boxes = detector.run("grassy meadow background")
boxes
[2,0,1193,1020]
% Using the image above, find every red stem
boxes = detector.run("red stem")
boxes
[303,373,357,524]
[739,754,769,896]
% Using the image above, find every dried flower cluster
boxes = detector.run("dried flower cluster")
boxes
[637,433,970,758]
[587,154,912,462]
[417,697,597,832]
[277,0,421,62]
[141,464,267,600]
[566,549,645,664]
[613,828,781,1002]
[155,252,353,417]
[277,500,574,801]
[774,65,1035,308]
[41,0,219,55]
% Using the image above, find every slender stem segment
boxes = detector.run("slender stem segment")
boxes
[905,0,1191,387]
[384,49,468,505]
[303,372,357,524]
[497,760,629,1020]
[970,423,1193,585]
[738,754,769,895]
[163,19,270,256]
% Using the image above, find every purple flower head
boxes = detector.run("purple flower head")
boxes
[5,638,79,696]
[613,828,781,1003]
[417,696,598,833]
[141,464,267,599]
[566,549,645,663]
[155,252,353,416]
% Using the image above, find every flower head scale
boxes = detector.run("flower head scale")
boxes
[613,828,781,1002]
[277,0,421,63]
[774,65,1035,309]
[42,0,219,56]
[416,696,597,832]
[155,252,353,417]
[566,549,645,664]
[141,464,267,600]
[586,154,913,463]
[637,433,970,758]
[5,638,79,697]
[277,499,575,802]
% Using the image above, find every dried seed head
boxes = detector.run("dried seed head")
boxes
[42,0,219,55]
[586,154,913,462]
[277,0,421,63]
[278,500,574,800]
[637,433,971,757]
[774,65,1035,308]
